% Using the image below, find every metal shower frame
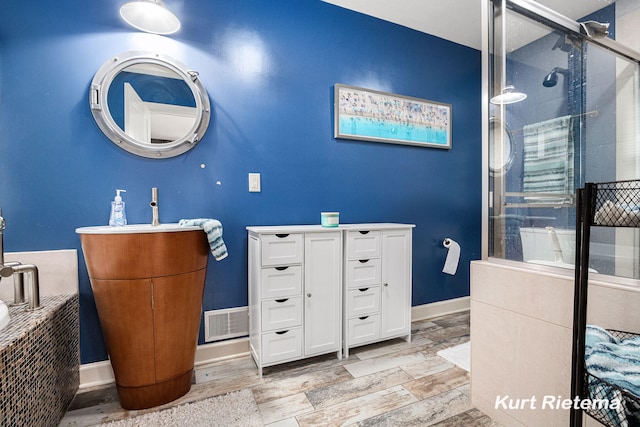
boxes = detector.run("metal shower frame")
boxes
[482,0,640,260]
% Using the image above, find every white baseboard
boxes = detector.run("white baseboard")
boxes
[79,297,469,389]
[79,360,115,389]
[411,296,470,322]
[193,338,250,367]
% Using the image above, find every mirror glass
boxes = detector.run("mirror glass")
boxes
[489,117,514,175]
[90,51,211,158]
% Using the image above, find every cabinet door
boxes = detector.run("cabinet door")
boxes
[381,229,412,338]
[304,232,342,356]
[91,278,155,387]
[153,269,206,382]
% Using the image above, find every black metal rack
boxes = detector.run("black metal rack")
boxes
[571,180,640,427]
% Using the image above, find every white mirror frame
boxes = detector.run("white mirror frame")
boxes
[90,51,211,159]
[489,116,514,176]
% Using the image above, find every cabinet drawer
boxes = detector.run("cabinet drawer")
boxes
[346,258,381,288]
[261,297,302,331]
[346,230,381,259]
[260,265,302,298]
[261,233,303,266]
[348,314,381,346]
[261,327,303,364]
[346,287,380,317]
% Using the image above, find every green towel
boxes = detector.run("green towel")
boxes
[523,115,574,196]
[179,219,228,261]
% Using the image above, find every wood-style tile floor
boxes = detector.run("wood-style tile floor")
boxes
[60,310,501,426]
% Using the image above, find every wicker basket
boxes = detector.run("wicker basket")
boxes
[591,180,640,227]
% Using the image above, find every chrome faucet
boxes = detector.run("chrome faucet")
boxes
[0,209,40,309]
[150,187,160,226]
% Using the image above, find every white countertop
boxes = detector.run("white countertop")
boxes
[246,223,415,234]
[76,223,202,234]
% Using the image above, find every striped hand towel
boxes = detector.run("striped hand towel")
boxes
[586,339,640,398]
[179,219,229,261]
[585,325,640,426]
[523,115,574,196]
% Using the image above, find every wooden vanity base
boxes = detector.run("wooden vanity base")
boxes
[117,370,193,410]
[79,229,210,410]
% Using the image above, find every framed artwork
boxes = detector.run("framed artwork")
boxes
[334,84,451,149]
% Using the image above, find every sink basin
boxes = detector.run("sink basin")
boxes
[75,223,200,234]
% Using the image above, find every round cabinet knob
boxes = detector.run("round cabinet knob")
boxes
[384,283,389,287]
[307,293,312,298]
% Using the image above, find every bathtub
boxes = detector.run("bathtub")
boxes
[519,226,575,264]
[0,295,79,426]
[471,260,640,426]
[0,249,80,425]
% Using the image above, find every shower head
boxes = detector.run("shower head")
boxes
[542,67,570,87]
[542,70,558,87]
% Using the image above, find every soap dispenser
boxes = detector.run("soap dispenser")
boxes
[109,189,127,227]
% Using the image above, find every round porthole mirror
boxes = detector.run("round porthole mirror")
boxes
[489,117,514,176]
[90,51,211,158]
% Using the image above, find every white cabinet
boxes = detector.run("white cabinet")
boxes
[248,223,413,374]
[343,226,413,357]
[248,226,342,376]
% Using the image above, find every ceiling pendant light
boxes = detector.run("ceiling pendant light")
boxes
[490,85,527,105]
[120,0,181,35]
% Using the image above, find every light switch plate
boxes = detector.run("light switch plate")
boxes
[249,173,261,192]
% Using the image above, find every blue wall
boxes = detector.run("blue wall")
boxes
[0,0,481,363]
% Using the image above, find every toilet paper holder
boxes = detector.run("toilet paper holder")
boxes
[441,237,460,275]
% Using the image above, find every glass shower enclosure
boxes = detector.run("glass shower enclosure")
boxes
[488,0,640,280]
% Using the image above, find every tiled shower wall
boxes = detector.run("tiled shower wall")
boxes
[0,294,79,427]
